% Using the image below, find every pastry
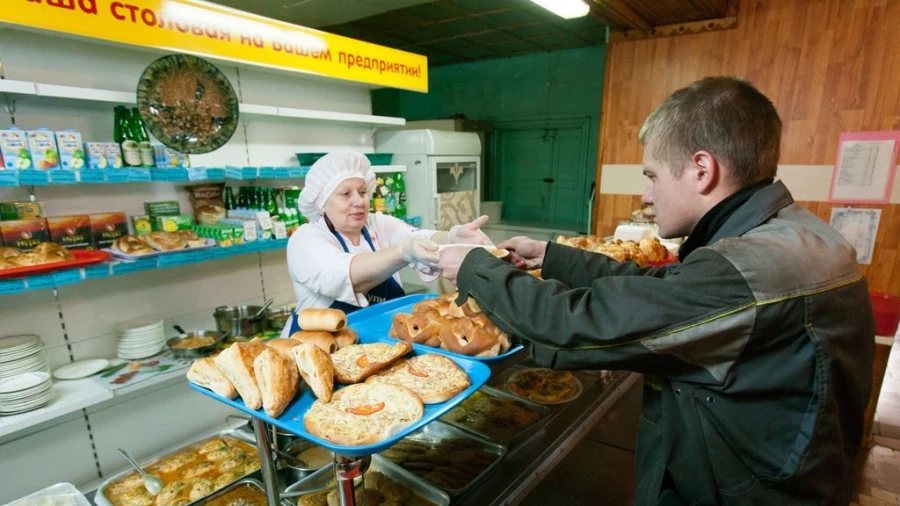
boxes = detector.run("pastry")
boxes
[334,328,358,349]
[213,338,267,410]
[331,342,412,384]
[304,383,424,446]
[253,348,300,417]
[439,319,500,357]
[9,253,49,267]
[296,308,347,332]
[366,354,470,404]
[144,232,187,251]
[507,368,582,404]
[291,342,334,402]
[176,229,208,248]
[389,312,443,346]
[0,259,16,270]
[33,242,75,260]
[187,357,237,399]
[265,338,303,357]
[113,235,153,255]
[290,331,337,354]
[0,247,22,259]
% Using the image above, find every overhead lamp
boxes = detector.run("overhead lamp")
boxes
[529,0,591,19]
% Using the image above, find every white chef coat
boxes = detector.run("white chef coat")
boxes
[280,212,433,337]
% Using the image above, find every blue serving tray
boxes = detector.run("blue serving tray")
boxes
[349,294,524,363]
[190,333,491,457]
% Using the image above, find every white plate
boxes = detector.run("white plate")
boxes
[0,334,41,351]
[114,318,164,334]
[0,357,45,369]
[0,372,51,394]
[53,359,111,380]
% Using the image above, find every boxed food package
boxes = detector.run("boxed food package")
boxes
[154,214,194,232]
[0,201,45,221]
[85,142,124,169]
[104,143,125,169]
[0,127,33,169]
[46,215,91,249]
[26,128,60,170]
[153,145,190,169]
[89,212,128,249]
[54,130,85,170]
[144,200,180,217]
[187,183,226,225]
[0,218,49,251]
[130,215,152,235]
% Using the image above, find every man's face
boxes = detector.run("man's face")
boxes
[641,148,698,239]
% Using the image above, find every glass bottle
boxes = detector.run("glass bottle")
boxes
[130,107,154,167]
[224,186,236,212]
[393,172,407,220]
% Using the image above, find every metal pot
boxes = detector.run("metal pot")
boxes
[213,305,265,339]
[279,439,333,485]
[265,305,295,331]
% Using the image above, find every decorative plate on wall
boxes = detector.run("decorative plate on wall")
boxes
[136,54,239,154]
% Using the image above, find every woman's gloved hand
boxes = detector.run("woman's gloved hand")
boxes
[448,215,493,246]
[398,236,440,273]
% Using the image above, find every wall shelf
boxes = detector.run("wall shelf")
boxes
[0,78,405,126]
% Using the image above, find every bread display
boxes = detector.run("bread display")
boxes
[556,234,669,266]
[331,342,412,384]
[303,383,424,446]
[296,308,347,332]
[186,357,237,399]
[176,229,208,248]
[389,293,513,357]
[213,338,267,410]
[291,342,334,403]
[0,242,78,270]
[366,354,471,404]
[144,231,188,251]
[290,330,338,354]
[265,338,303,357]
[253,348,300,417]
[113,235,153,255]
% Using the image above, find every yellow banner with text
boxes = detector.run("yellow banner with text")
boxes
[1,0,428,92]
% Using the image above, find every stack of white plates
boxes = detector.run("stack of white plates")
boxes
[0,371,54,414]
[0,334,49,380]
[115,318,166,360]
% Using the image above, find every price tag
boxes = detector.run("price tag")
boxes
[288,167,307,179]
[187,167,208,181]
[210,246,230,259]
[159,252,189,268]
[134,258,157,271]
[274,167,290,179]
[79,169,105,183]
[53,269,83,286]
[26,274,56,290]
[206,168,225,180]
[19,170,49,186]
[49,170,77,184]
[151,169,169,181]
[196,249,214,262]
[106,170,130,183]
[273,221,288,240]
[84,264,110,278]
[128,168,152,181]
[0,279,25,294]
[258,167,276,179]
[169,168,188,182]
[0,171,19,187]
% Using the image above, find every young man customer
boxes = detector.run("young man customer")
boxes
[438,77,875,505]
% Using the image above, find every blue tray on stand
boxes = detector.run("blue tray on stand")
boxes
[190,304,492,457]
[349,294,525,363]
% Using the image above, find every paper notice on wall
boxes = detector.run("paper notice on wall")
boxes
[830,208,881,264]
[829,132,900,203]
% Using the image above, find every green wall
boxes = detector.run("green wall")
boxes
[373,45,606,207]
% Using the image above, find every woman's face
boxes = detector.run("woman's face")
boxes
[323,178,369,234]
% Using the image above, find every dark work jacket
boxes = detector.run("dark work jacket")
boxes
[456,182,874,505]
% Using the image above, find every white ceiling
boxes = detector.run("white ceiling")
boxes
[206,0,435,28]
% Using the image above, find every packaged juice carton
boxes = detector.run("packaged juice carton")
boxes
[154,215,194,232]
[54,130,85,170]
[26,128,60,170]
[0,218,49,251]
[0,127,32,169]
[104,143,124,169]
[130,215,152,235]
[46,215,91,249]
[0,201,45,221]
[88,212,128,249]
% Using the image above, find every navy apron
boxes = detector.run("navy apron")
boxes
[289,226,404,334]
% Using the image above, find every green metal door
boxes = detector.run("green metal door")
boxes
[549,126,587,230]
[498,128,552,224]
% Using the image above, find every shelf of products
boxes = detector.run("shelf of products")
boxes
[0,79,405,126]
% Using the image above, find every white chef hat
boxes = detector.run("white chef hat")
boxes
[297,152,376,222]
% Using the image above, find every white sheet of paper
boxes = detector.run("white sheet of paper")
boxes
[829,208,882,264]
[831,139,896,202]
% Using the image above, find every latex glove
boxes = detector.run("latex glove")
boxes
[498,236,547,270]
[398,236,439,273]
[447,215,493,246]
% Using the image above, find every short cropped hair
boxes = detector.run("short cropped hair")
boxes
[639,77,782,186]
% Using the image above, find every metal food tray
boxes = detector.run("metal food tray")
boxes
[439,386,553,447]
[94,428,258,506]
[285,454,450,506]
[349,293,525,363]
[378,420,507,498]
[195,478,293,506]
[190,332,492,457]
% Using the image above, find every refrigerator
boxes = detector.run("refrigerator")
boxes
[374,129,482,293]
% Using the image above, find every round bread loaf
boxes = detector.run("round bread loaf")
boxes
[365,354,470,404]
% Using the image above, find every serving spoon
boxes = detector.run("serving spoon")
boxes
[117,448,164,496]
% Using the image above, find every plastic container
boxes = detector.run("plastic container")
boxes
[364,153,393,165]
[871,292,900,337]
[295,152,328,166]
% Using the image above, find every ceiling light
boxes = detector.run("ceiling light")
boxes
[529,0,591,19]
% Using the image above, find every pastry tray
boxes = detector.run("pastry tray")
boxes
[439,386,553,447]
[190,333,492,457]
[0,249,111,280]
[348,294,525,363]
[195,478,293,506]
[103,239,215,260]
[285,454,450,506]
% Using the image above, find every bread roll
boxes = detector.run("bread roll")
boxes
[334,328,358,349]
[144,232,187,251]
[187,357,237,399]
[297,308,347,332]
[439,319,500,357]
[291,342,334,402]
[266,338,303,357]
[253,348,300,418]
[213,338,267,410]
[290,331,337,354]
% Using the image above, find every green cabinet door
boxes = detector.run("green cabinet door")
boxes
[549,126,587,230]
[498,128,553,224]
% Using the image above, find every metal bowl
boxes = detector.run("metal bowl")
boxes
[265,306,295,331]
[213,305,265,338]
[281,439,333,484]
[166,330,224,358]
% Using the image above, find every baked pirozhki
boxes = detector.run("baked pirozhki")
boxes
[334,328,358,349]
[33,242,75,260]
[389,312,443,346]
[331,342,413,384]
[0,247,22,259]
[113,235,153,255]
[187,357,237,399]
[176,229,208,248]
[144,232,187,251]
[253,348,300,417]
[213,338,267,410]
[366,354,471,404]
[265,338,303,357]
[296,308,347,332]
[440,319,501,358]
[506,368,583,405]
[471,314,511,353]
[290,331,337,354]
[291,342,334,402]
[303,383,423,446]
